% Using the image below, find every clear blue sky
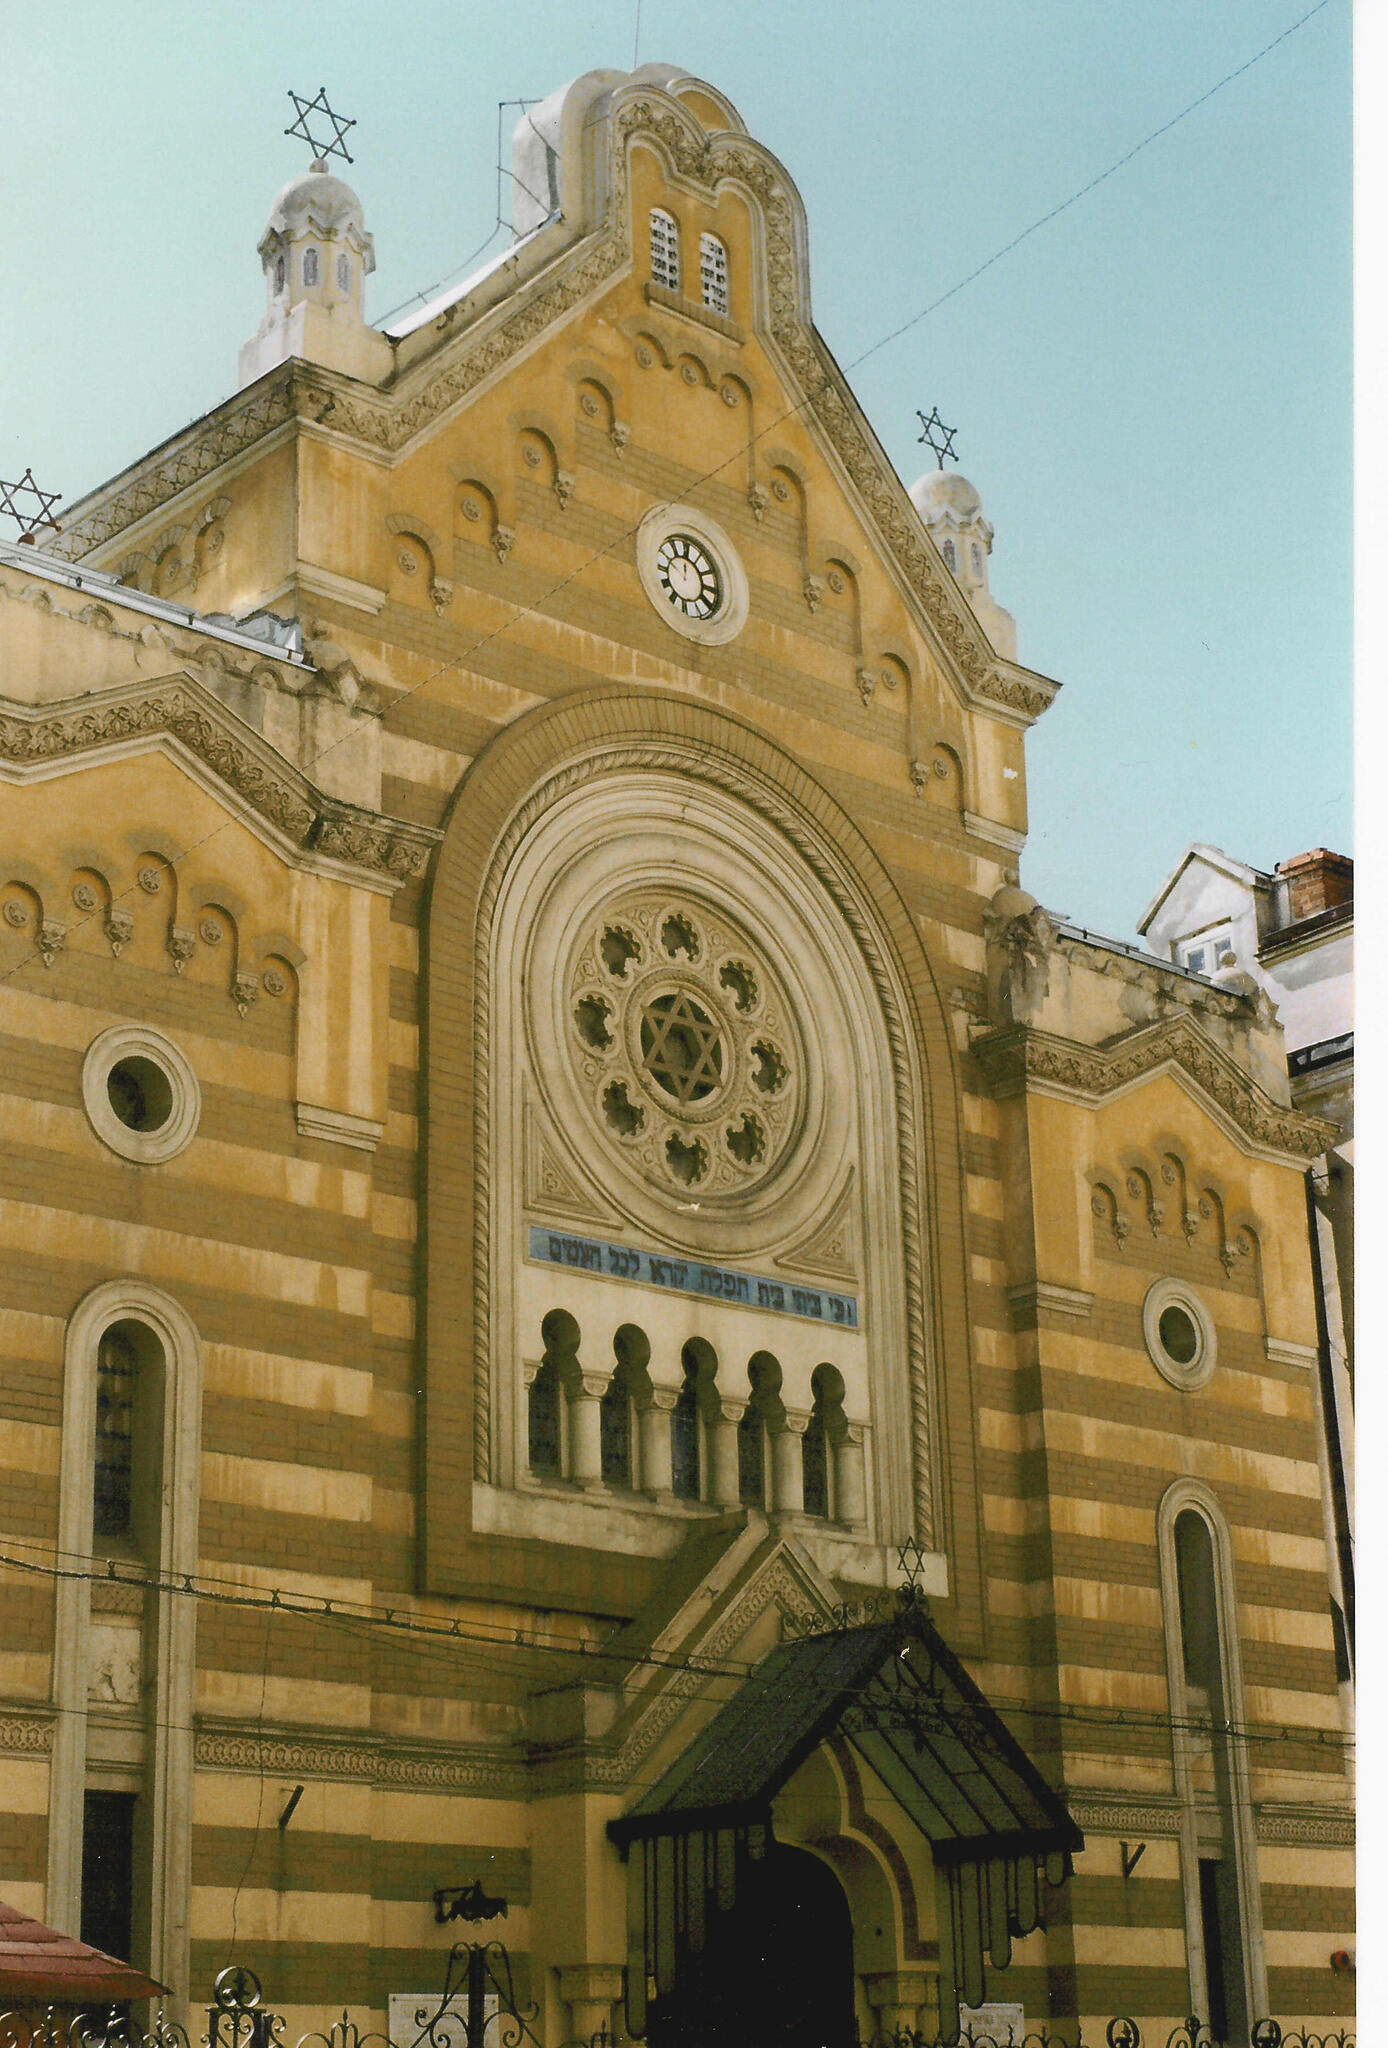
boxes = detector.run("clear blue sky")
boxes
[0,1,1350,939]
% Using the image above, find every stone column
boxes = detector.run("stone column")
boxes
[710,1399,744,1507]
[556,1962,625,2044]
[569,1375,607,1491]
[864,1968,932,2039]
[836,1422,868,1528]
[639,1387,678,1501]
[770,1413,806,1513]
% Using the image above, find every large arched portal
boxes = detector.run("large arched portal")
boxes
[647,1843,856,2048]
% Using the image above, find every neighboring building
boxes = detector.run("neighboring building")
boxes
[1139,847,1354,1690]
[0,64,1352,2046]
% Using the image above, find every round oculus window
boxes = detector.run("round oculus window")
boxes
[1142,1278,1216,1389]
[82,1025,200,1164]
[655,534,723,621]
[107,1056,175,1133]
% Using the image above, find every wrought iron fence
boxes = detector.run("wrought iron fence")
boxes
[0,1969,1354,2048]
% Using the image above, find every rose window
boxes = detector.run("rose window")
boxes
[567,896,800,1195]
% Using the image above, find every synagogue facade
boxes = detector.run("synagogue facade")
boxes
[0,63,1352,2044]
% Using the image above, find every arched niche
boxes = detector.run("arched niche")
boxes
[421,687,984,1630]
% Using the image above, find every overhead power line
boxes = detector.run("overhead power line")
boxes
[0,1541,1355,1757]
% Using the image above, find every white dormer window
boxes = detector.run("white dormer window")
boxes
[650,208,680,293]
[303,247,319,287]
[1181,929,1234,977]
[699,232,729,316]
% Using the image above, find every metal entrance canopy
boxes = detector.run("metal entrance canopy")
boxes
[608,1596,1084,2038]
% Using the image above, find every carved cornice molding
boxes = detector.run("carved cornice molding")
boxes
[48,380,298,561]
[0,1712,54,1755]
[970,1016,1337,1162]
[49,95,1054,727]
[0,682,439,887]
[194,1724,527,1794]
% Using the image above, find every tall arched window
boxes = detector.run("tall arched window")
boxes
[93,1323,136,1541]
[649,208,680,293]
[699,232,729,316]
[673,1340,717,1501]
[1158,1483,1267,2035]
[92,1319,169,1563]
[529,1310,579,1478]
[802,1364,847,1518]
[303,246,319,287]
[51,1283,201,2004]
[941,538,956,572]
[739,1353,782,1508]
[601,1325,649,1490]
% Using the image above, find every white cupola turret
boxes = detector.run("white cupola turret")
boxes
[238,158,392,389]
[910,468,1017,659]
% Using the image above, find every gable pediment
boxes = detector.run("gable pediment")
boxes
[49,76,1058,730]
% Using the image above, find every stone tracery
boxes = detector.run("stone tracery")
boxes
[567,893,799,1196]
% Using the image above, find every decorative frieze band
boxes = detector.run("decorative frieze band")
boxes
[0,682,439,887]
[1067,1796,1181,1837]
[194,1726,527,1795]
[971,1016,1336,1161]
[1067,1790,1353,1848]
[0,1713,54,1756]
[1254,1803,1355,1847]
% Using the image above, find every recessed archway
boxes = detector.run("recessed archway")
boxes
[647,1842,857,2048]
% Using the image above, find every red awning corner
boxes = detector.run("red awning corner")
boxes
[0,1901,167,2006]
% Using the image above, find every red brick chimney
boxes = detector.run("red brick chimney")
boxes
[1275,849,1353,923]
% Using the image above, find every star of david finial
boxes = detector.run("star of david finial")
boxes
[0,468,62,542]
[916,406,959,471]
[895,1535,932,1605]
[285,86,356,167]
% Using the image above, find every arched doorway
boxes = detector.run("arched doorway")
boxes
[647,1843,857,2048]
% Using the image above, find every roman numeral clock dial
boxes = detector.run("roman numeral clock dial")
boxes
[655,534,722,619]
[637,505,747,645]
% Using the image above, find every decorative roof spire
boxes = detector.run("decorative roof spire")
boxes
[909,451,1018,661]
[238,91,389,391]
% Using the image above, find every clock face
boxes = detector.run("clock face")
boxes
[655,534,723,620]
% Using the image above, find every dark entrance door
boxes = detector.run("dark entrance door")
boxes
[648,1842,857,2048]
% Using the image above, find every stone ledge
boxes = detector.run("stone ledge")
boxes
[295,1102,386,1151]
